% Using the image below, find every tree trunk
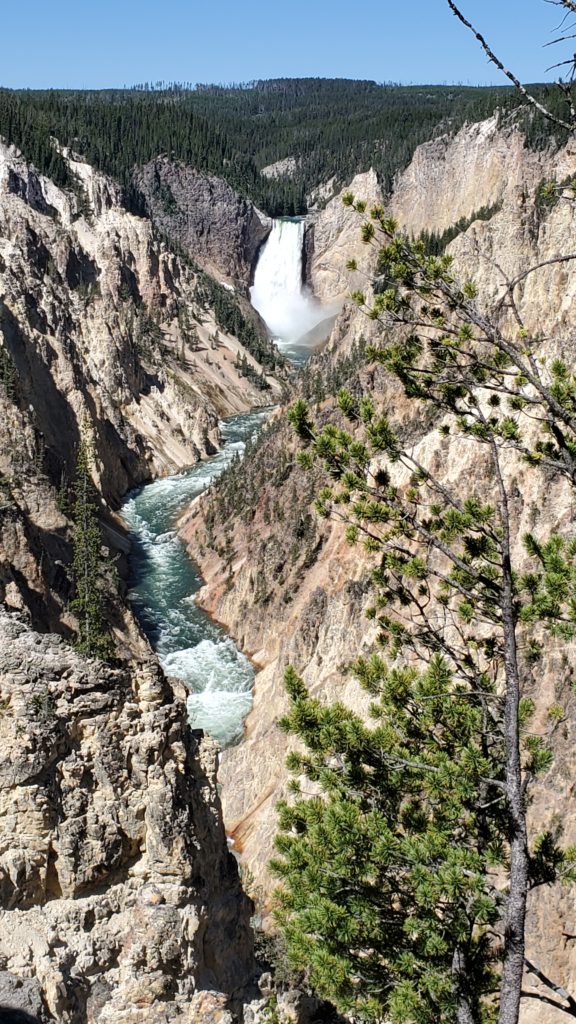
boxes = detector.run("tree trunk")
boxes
[493,448,529,1024]
[498,652,529,1024]
[452,945,477,1024]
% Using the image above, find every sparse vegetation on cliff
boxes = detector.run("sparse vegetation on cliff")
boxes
[417,202,502,255]
[0,343,17,403]
[70,438,113,660]
[197,415,325,608]
[195,271,282,370]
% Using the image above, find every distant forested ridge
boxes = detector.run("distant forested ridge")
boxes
[0,79,567,215]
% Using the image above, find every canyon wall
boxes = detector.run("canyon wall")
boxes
[4,109,576,1022]
[0,608,254,1024]
[306,168,383,303]
[136,158,271,287]
[0,140,282,509]
[185,118,576,1021]
[0,140,288,1022]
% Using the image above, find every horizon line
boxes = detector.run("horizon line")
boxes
[0,77,553,93]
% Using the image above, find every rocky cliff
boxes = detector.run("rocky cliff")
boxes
[4,108,576,1022]
[386,111,572,237]
[136,159,271,287]
[0,136,287,643]
[0,140,282,509]
[0,609,254,1024]
[0,138,291,1023]
[305,168,383,303]
[183,117,576,1021]
[178,407,377,893]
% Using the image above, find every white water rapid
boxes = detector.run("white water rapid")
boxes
[122,411,269,747]
[251,218,337,363]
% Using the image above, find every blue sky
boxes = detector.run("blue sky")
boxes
[0,1,563,89]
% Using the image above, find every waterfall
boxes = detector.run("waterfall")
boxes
[251,219,336,359]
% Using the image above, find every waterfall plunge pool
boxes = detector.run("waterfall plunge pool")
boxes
[121,409,270,747]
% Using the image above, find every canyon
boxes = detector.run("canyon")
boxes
[1,98,576,1024]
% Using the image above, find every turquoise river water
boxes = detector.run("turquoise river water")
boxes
[121,409,269,746]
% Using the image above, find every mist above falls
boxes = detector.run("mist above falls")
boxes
[250,219,338,360]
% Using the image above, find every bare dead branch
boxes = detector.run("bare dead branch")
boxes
[544,33,576,47]
[558,80,576,121]
[546,58,576,71]
[545,0,576,16]
[524,957,576,1016]
[522,991,576,1014]
[446,0,575,130]
[496,254,576,310]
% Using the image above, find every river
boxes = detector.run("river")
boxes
[121,409,269,746]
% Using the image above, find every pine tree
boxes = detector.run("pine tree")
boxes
[70,437,112,660]
[273,659,505,1023]
[273,204,576,1024]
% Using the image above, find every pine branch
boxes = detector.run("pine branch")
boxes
[496,254,576,310]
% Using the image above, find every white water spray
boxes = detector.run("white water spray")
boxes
[251,219,337,356]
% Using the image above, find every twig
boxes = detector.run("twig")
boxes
[524,957,576,1016]
[446,0,575,131]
